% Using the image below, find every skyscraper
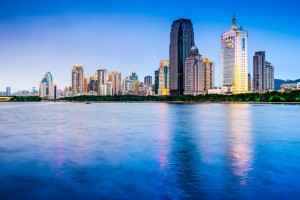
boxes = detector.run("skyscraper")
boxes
[265,62,275,91]
[88,73,98,94]
[40,71,54,99]
[72,64,84,96]
[253,51,275,92]
[158,60,170,95]
[221,15,248,94]
[108,71,122,95]
[83,75,88,94]
[170,18,195,95]
[253,51,266,92]
[6,87,11,96]
[184,46,204,95]
[202,58,215,92]
[248,73,252,91]
[144,76,152,86]
[154,70,159,95]
[97,69,107,95]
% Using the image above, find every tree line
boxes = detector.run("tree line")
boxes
[61,91,300,102]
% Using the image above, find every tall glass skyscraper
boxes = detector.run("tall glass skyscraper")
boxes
[221,15,248,94]
[170,19,194,96]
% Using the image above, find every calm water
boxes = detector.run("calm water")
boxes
[0,102,300,199]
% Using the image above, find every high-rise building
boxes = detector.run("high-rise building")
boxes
[144,76,152,86]
[122,77,133,94]
[202,58,215,92]
[265,62,274,91]
[158,60,170,95]
[248,73,252,91]
[97,69,107,95]
[83,75,88,94]
[184,46,204,95]
[221,15,248,94]
[72,64,84,96]
[6,87,11,96]
[170,18,194,95]
[130,71,140,92]
[253,51,275,92]
[154,70,159,95]
[88,73,98,94]
[253,51,266,92]
[39,71,54,99]
[108,71,122,95]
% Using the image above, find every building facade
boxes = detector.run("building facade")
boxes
[72,64,84,96]
[221,15,248,94]
[144,76,152,86]
[202,58,215,92]
[97,69,107,95]
[154,70,159,95]
[40,71,55,99]
[170,18,194,95]
[158,60,170,95]
[253,51,266,92]
[6,87,11,96]
[88,73,98,95]
[108,71,122,95]
[83,75,88,94]
[265,62,274,91]
[184,46,204,95]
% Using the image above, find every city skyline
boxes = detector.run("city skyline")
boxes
[1,0,300,92]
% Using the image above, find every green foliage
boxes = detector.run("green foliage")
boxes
[10,96,42,102]
[60,91,300,103]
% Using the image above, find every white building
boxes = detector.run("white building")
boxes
[221,15,248,94]
[265,61,274,91]
[39,71,54,99]
[97,69,108,96]
[184,46,204,95]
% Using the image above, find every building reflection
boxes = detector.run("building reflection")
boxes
[155,103,170,171]
[227,104,253,185]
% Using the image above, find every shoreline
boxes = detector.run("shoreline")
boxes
[2,101,300,104]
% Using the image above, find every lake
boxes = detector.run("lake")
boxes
[0,102,300,199]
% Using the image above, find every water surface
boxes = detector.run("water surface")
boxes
[0,102,300,199]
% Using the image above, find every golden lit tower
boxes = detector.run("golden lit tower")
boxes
[221,15,248,94]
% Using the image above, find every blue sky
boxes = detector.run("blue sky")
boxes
[0,0,300,92]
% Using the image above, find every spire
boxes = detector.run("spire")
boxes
[232,13,237,29]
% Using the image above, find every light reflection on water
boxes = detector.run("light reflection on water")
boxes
[0,102,300,199]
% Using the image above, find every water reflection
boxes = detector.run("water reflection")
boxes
[155,103,170,171]
[227,104,253,185]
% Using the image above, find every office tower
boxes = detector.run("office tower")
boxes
[154,70,159,95]
[184,46,204,95]
[144,76,152,86]
[265,62,274,91]
[158,60,170,95]
[97,69,107,95]
[108,71,122,95]
[221,15,248,94]
[83,75,88,94]
[253,51,266,92]
[72,64,84,96]
[248,73,252,91]
[39,71,54,99]
[170,18,195,95]
[202,58,215,92]
[6,87,11,96]
[54,85,57,100]
[129,71,139,92]
[88,73,98,94]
